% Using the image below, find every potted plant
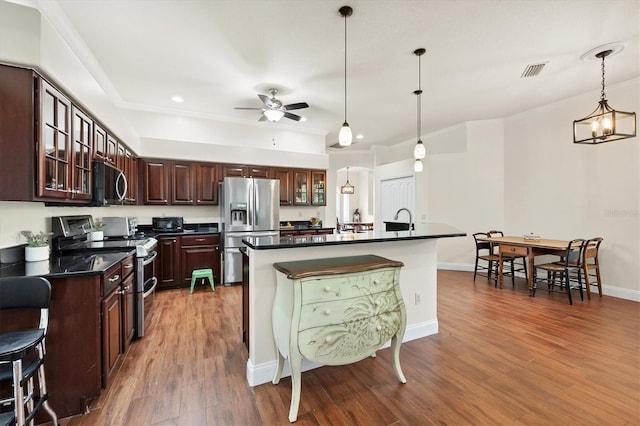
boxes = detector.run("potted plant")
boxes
[89,219,104,241]
[21,230,52,262]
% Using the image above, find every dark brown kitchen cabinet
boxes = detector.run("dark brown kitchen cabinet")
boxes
[157,235,181,289]
[310,170,326,206]
[70,106,93,201]
[142,159,170,205]
[293,169,309,205]
[181,234,221,287]
[195,162,219,205]
[93,123,107,160]
[172,161,195,205]
[38,79,73,199]
[120,255,136,353]
[106,134,118,165]
[101,263,123,388]
[222,164,272,179]
[274,167,293,205]
[124,150,138,204]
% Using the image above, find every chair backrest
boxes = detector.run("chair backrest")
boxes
[472,232,492,255]
[0,276,51,331]
[561,239,586,269]
[487,230,504,238]
[583,237,603,264]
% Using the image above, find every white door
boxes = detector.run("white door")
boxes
[380,176,415,224]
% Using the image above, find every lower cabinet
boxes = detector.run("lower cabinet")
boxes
[157,233,221,290]
[157,235,180,289]
[101,263,123,389]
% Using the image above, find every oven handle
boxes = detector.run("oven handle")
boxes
[143,277,158,298]
[142,251,158,266]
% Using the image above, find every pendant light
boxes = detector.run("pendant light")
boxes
[413,48,426,172]
[340,167,355,194]
[573,48,636,144]
[338,6,353,146]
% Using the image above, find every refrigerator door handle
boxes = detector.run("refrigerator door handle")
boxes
[254,182,259,227]
[248,181,253,227]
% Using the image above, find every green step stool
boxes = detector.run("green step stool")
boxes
[190,268,215,293]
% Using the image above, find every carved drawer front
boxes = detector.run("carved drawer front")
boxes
[301,269,395,304]
[298,309,403,365]
[298,290,398,331]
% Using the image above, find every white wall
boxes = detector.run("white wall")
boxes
[504,78,639,299]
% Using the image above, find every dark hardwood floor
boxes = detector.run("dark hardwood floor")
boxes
[61,270,640,425]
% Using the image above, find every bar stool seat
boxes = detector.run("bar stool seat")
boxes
[190,269,215,293]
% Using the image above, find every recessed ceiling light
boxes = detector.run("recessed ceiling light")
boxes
[171,95,184,103]
[356,134,364,139]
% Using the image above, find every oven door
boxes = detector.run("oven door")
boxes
[136,251,157,338]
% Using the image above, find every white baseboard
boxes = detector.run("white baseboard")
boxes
[246,319,439,387]
[438,263,640,302]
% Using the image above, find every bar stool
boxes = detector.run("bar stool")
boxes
[190,268,215,293]
[0,276,58,426]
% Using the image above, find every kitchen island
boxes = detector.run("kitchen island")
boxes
[241,222,465,386]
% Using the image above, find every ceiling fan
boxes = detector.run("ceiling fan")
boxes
[234,89,309,122]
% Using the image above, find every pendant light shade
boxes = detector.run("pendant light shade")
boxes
[340,166,355,194]
[413,48,426,166]
[574,48,636,144]
[338,6,353,146]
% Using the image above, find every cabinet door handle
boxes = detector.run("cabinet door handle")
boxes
[323,309,331,315]
[108,275,120,282]
[376,325,382,331]
[325,336,332,343]
[124,264,133,269]
[373,279,380,285]
[374,299,381,306]
[196,238,205,242]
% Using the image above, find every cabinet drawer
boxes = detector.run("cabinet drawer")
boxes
[500,244,528,256]
[181,234,219,246]
[121,255,135,278]
[299,290,399,331]
[301,268,396,304]
[102,264,122,296]
[298,309,403,365]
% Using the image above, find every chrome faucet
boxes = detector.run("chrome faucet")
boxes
[394,208,414,230]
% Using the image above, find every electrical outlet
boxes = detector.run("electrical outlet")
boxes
[298,211,302,217]
[414,292,421,305]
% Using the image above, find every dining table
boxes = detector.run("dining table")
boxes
[477,236,572,296]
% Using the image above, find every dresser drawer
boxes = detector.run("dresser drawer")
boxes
[298,290,398,331]
[298,309,403,365]
[121,255,135,279]
[500,244,528,256]
[301,268,396,304]
[181,234,219,246]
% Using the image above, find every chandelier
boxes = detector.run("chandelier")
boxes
[340,167,355,194]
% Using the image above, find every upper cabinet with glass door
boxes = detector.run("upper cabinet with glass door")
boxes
[293,170,309,205]
[38,80,72,199]
[311,170,326,206]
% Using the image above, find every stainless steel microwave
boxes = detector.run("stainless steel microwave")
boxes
[91,161,127,206]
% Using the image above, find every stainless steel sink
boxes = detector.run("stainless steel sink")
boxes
[383,221,413,231]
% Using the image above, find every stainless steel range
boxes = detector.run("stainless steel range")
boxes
[52,215,158,338]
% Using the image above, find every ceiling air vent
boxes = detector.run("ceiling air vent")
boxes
[329,141,355,149]
[521,62,547,78]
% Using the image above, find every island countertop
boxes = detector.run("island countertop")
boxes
[243,222,465,250]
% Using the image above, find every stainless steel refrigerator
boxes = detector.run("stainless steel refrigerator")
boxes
[221,177,279,284]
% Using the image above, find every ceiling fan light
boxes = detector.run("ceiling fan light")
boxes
[339,122,352,146]
[414,159,423,173]
[414,140,426,159]
[264,109,285,122]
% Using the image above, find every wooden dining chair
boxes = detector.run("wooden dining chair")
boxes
[582,237,604,299]
[473,232,518,287]
[533,239,586,305]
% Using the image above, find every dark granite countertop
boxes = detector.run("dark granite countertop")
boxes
[0,251,133,279]
[136,224,219,237]
[243,223,466,250]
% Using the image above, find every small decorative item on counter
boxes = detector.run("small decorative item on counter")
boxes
[523,233,540,241]
[309,217,321,226]
[20,230,52,262]
[89,219,104,241]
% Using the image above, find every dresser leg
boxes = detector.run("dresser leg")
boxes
[288,352,302,422]
[272,350,285,384]
[390,334,406,383]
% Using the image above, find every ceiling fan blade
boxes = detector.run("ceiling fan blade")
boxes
[258,94,273,107]
[258,114,269,122]
[283,112,302,121]
[283,102,309,111]
[234,107,263,110]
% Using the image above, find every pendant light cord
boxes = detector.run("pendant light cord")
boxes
[344,12,348,123]
[600,54,606,102]
[417,53,422,139]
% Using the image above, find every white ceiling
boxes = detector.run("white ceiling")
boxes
[39,0,640,151]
